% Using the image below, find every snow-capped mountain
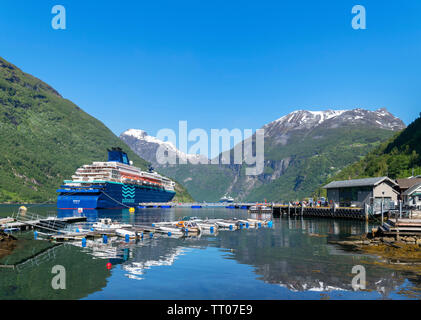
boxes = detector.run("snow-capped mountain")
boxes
[120,129,209,166]
[154,107,406,202]
[263,108,405,144]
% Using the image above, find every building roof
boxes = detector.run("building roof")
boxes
[396,178,421,190]
[323,176,398,189]
[403,182,421,196]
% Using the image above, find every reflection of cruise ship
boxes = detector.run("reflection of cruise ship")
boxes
[219,194,234,203]
[57,148,176,209]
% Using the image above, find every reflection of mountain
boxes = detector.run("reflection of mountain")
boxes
[0,244,110,299]
[213,218,406,297]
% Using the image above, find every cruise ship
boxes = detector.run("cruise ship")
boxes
[57,148,176,209]
[219,194,234,203]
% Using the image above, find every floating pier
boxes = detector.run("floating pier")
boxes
[0,216,87,232]
[38,217,273,244]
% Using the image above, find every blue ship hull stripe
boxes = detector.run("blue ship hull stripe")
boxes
[57,182,176,209]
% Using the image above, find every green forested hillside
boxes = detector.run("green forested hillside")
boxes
[159,164,236,202]
[0,56,192,203]
[317,114,421,196]
[234,125,398,202]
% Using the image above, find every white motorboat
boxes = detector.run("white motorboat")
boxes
[157,226,184,235]
[215,220,238,230]
[115,228,136,239]
[248,204,273,214]
[93,218,132,231]
[190,219,219,231]
[237,219,256,227]
[247,218,268,226]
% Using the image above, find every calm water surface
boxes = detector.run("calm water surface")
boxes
[0,204,420,300]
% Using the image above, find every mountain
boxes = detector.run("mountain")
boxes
[120,129,208,166]
[124,108,405,202]
[0,56,192,203]
[319,113,421,193]
[233,108,405,201]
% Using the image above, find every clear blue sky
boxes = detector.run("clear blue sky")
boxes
[1,0,420,141]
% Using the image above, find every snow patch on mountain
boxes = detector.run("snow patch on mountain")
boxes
[121,129,209,166]
[264,108,405,139]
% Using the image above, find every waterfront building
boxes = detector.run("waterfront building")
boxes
[395,177,421,197]
[323,177,399,207]
[402,183,421,209]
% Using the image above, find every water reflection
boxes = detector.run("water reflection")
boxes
[1,206,420,299]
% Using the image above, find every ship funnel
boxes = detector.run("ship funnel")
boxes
[108,147,130,165]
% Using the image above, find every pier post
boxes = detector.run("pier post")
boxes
[396,200,400,241]
[288,203,291,216]
[399,200,402,219]
[364,203,368,221]
[381,200,384,225]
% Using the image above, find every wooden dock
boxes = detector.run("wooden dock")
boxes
[0,216,87,232]
[139,202,370,220]
[272,204,367,220]
[379,219,421,236]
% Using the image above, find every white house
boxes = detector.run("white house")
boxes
[403,182,421,209]
[323,176,399,207]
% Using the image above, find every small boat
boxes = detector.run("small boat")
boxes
[237,219,255,228]
[191,220,219,231]
[115,228,136,239]
[247,218,268,224]
[152,221,174,227]
[93,218,132,232]
[215,220,238,230]
[157,226,184,236]
[174,221,201,234]
[220,194,234,203]
[248,204,273,214]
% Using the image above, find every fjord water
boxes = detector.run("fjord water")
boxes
[0,205,420,300]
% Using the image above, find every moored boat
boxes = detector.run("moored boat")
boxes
[215,220,238,230]
[156,226,185,236]
[174,221,201,233]
[115,228,137,239]
[248,204,273,214]
[57,148,176,209]
[93,218,132,232]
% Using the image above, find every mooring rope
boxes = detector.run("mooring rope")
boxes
[100,190,132,208]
